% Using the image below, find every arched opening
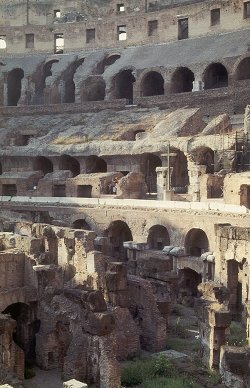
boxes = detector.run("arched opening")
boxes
[236,57,250,80]
[178,268,202,300]
[170,67,194,93]
[147,225,170,250]
[34,60,59,104]
[141,71,164,96]
[3,303,40,365]
[171,150,189,192]
[112,69,135,103]
[81,76,106,101]
[34,156,53,175]
[227,260,242,315]
[192,147,214,174]
[143,153,162,193]
[64,58,85,103]
[185,228,209,256]
[98,54,121,74]
[59,154,80,177]
[7,68,24,106]
[203,63,228,89]
[86,156,107,173]
[105,220,133,260]
[72,219,91,230]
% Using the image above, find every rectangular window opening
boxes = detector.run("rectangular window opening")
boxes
[117,3,125,12]
[25,34,34,49]
[54,9,61,18]
[148,20,158,36]
[54,33,64,54]
[211,8,220,26]
[117,25,127,41]
[53,184,66,197]
[77,185,92,198]
[244,2,250,18]
[0,35,6,50]
[2,184,17,196]
[86,28,95,43]
[178,18,188,40]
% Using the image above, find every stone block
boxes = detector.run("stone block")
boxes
[63,380,88,388]
[220,346,250,388]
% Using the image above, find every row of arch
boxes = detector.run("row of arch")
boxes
[5,57,250,105]
[72,219,209,261]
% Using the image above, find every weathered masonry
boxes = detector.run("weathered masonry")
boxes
[0,1,250,387]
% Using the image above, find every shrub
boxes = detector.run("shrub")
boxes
[24,367,36,379]
[153,354,172,377]
[143,376,202,388]
[227,321,247,346]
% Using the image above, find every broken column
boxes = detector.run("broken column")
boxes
[195,282,232,369]
[220,346,250,388]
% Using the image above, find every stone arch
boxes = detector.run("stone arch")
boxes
[143,153,162,193]
[203,63,228,89]
[7,68,24,106]
[170,67,195,93]
[236,57,250,80]
[81,76,106,102]
[64,57,85,103]
[59,154,80,177]
[147,225,170,250]
[111,69,136,102]
[191,146,214,174]
[33,156,53,175]
[3,302,40,363]
[34,59,59,104]
[185,228,209,256]
[86,156,107,173]
[104,220,133,260]
[98,54,121,74]
[72,219,92,230]
[171,150,189,192]
[141,71,164,96]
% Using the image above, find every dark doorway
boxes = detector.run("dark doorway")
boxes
[112,69,135,103]
[236,57,250,80]
[204,63,228,89]
[7,68,24,106]
[34,157,53,175]
[59,155,80,177]
[105,220,133,260]
[2,184,17,196]
[185,228,209,256]
[72,219,91,230]
[171,67,194,93]
[141,71,164,96]
[147,225,170,250]
[77,185,92,198]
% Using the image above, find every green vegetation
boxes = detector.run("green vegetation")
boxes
[121,354,205,388]
[227,321,247,346]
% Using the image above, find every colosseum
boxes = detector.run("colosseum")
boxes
[0,0,249,387]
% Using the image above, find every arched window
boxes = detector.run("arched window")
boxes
[72,219,91,230]
[59,155,80,177]
[86,156,107,173]
[141,71,164,96]
[203,63,228,89]
[7,68,24,106]
[34,156,53,175]
[34,60,59,104]
[143,153,162,193]
[105,220,132,260]
[185,228,209,256]
[147,225,170,250]
[170,67,194,93]
[64,58,85,103]
[236,58,250,80]
[112,69,135,102]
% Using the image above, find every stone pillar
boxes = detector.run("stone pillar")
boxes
[195,282,232,369]
[220,346,250,388]
[192,80,204,91]
[243,105,250,135]
[104,262,128,308]
[246,302,250,347]
[187,157,207,201]
[156,167,173,200]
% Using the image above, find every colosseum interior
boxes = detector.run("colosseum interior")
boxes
[0,0,249,387]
